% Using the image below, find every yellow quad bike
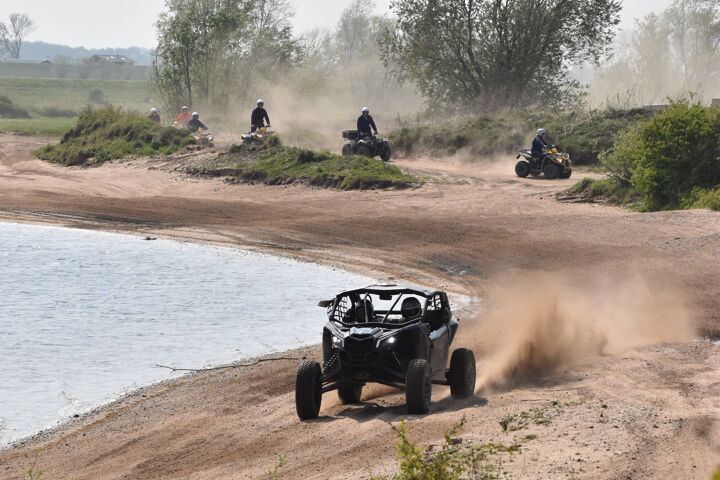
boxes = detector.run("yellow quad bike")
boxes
[192,128,214,147]
[515,145,572,179]
[241,126,277,145]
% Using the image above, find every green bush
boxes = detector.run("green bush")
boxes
[0,96,31,119]
[567,177,642,206]
[389,109,648,165]
[628,100,720,210]
[34,106,193,166]
[369,419,520,480]
[188,141,420,190]
[681,187,720,210]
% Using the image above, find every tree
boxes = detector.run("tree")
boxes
[666,0,720,91]
[380,0,621,111]
[153,0,301,114]
[0,13,35,59]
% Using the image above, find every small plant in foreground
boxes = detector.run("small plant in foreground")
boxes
[266,454,286,480]
[370,418,521,480]
[23,453,45,480]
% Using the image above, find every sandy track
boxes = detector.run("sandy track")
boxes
[0,134,719,479]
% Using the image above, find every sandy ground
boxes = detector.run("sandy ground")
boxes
[0,133,719,479]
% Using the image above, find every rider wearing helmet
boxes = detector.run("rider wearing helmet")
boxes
[532,128,549,170]
[251,99,271,133]
[187,112,208,133]
[401,297,422,321]
[147,108,161,124]
[357,107,378,139]
[175,106,192,126]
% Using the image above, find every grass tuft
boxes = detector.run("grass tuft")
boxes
[187,141,420,190]
[565,177,642,206]
[34,106,194,166]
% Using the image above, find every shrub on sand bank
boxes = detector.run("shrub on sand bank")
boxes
[186,141,420,190]
[34,106,193,166]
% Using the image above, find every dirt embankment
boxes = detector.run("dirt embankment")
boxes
[0,134,719,479]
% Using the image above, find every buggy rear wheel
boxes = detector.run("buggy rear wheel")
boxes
[337,382,363,404]
[342,144,352,156]
[515,161,530,178]
[543,163,560,180]
[449,348,476,399]
[296,361,322,420]
[406,358,431,414]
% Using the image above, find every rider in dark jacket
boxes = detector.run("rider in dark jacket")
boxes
[531,128,549,168]
[187,112,208,133]
[251,99,271,132]
[357,107,377,137]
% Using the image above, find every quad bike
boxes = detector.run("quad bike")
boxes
[241,126,277,145]
[341,130,392,162]
[515,145,572,179]
[191,128,214,147]
[295,284,477,419]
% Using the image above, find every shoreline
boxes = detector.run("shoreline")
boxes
[0,219,473,452]
[1,134,719,479]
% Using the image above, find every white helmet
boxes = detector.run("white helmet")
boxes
[192,112,199,117]
[150,108,158,113]
[537,128,546,135]
[257,99,264,104]
[362,106,370,112]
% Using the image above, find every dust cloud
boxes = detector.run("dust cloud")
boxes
[469,270,694,391]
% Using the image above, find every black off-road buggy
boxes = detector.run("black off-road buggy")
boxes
[341,130,392,162]
[295,284,476,420]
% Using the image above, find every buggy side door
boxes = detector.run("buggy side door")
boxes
[426,294,451,375]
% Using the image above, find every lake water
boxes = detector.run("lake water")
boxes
[0,222,372,446]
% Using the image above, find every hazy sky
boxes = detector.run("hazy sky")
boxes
[0,0,674,50]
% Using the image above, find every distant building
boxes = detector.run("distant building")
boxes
[88,54,135,66]
[0,58,52,64]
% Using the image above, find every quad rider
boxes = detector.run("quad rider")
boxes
[251,99,271,133]
[147,108,161,124]
[175,106,192,126]
[531,128,549,170]
[357,107,377,139]
[187,112,208,133]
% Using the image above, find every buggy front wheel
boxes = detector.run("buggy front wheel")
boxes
[296,361,322,420]
[406,358,432,414]
[449,348,476,399]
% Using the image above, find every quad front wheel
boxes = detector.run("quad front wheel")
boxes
[381,145,392,162]
[406,358,432,414]
[296,361,322,420]
[342,144,352,156]
[449,348,476,399]
[560,169,573,179]
[515,161,530,178]
[357,144,372,157]
[337,382,363,404]
[543,163,560,180]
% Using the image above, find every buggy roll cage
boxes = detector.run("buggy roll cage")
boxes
[319,284,449,329]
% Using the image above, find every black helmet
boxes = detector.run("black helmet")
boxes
[401,297,422,319]
[355,298,374,323]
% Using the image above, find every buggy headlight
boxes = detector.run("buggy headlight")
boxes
[332,336,344,348]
